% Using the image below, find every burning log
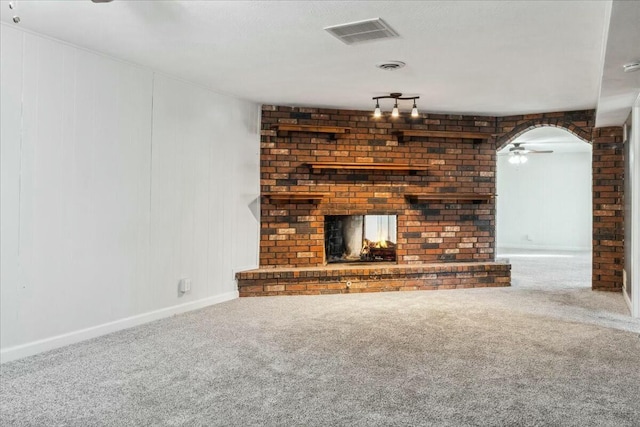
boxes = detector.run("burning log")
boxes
[361,239,396,261]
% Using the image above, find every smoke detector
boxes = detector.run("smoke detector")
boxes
[324,18,399,45]
[376,61,406,71]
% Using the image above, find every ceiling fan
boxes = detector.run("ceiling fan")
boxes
[500,142,554,164]
[508,142,553,155]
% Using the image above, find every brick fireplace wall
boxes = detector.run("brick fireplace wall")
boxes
[259,105,497,268]
[237,106,625,296]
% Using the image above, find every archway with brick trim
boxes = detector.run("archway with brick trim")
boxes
[493,110,624,291]
[496,126,593,289]
[496,114,594,151]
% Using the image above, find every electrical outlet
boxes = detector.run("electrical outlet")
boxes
[179,278,192,294]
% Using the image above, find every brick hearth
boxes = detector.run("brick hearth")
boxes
[237,261,511,297]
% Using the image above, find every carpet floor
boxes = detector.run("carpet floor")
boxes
[1,251,639,426]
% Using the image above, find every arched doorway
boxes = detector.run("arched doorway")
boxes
[496,127,592,289]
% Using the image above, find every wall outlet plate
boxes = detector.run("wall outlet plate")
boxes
[179,278,192,293]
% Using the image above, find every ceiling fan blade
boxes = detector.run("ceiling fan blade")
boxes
[91,0,114,3]
[510,148,532,154]
[529,150,554,154]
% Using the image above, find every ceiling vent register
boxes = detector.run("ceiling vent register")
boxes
[324,18,399,45]
[376,61,406,71]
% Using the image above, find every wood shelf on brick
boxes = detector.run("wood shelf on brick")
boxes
[393,130,491,143]
[271,124,351,139]
[263,192,329,202]
[405,193,494,203]
[307,161,429,172]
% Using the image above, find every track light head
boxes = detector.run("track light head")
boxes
[391,101,399,118]
[373,101,382,118]
[411,101,419,118]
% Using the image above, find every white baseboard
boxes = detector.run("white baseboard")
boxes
[623,286,632,316]
[497,244,591,252]
[0,291,238,364]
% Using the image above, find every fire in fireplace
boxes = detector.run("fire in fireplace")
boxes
[324,215,397,263]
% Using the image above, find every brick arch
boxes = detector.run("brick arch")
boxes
[494,110,624,292]
[496,116,593,151]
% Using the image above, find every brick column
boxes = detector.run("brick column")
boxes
[592,127,625,291]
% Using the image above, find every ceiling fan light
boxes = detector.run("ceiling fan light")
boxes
[508,153,528,164]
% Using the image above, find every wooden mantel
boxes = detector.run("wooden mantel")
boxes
[404,192,495,203]
[306,161,429,172]
[393,130,491,143]
[272,124,351,139]
[262,192,328,202]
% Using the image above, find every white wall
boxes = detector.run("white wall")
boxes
[624,96,640,317]
[497,149,592,251]
[0,25,260,362]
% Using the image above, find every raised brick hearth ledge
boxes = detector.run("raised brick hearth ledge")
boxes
[236,261,511,297]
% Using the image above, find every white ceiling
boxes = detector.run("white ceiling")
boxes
[0,0,637,120]
[595,0,640,127]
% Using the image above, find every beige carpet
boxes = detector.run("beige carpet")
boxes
[2,250,639,426]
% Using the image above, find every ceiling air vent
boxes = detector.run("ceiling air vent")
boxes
[376,61,406,71]
[324,18,399,45]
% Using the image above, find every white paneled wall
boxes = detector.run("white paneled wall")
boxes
[625,98,640,317]
[150,74,260,306]
[497,150,592,251]
[0,25,260,362]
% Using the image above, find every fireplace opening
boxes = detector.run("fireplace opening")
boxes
[325,215,397,263]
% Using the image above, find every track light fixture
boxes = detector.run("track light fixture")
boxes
[623,61,640,73]
[372,93,420,118]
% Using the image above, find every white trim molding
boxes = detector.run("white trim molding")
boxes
[0,291,238,364]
